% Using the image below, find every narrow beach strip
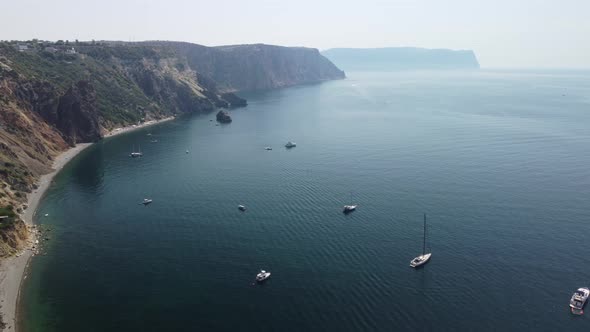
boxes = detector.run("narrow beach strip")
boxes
[0,116,175,332]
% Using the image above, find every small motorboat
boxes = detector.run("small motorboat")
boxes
[285,141,296,148]
[570,287,590,315]
[256,270,271,283]
[343,205,357,214]
[186,150,189,154]
[238,205,247,211]
[264,147,272,150]
[140,199,153,206]
[150,139,158,143]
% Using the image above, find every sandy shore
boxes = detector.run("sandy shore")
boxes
[0,143,91,332]
[0,116,175,332]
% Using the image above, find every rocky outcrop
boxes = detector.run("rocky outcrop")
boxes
[55,81,101,145]
[216,110,232,123]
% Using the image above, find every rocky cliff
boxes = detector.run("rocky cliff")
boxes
[322,47,480,71]
[0,40,344,254]
[143,42,346,91]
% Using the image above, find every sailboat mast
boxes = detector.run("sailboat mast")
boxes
[423,213,427,255]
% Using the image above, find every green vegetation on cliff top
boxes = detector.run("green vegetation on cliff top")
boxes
[0,43,157,126]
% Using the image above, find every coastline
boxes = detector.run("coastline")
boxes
[103,116,175,139]
[0,116,175,332]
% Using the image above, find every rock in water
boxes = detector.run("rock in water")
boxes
[216,110,232,123]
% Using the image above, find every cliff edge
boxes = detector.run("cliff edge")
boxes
[143,42,346,92]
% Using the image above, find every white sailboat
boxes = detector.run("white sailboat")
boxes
[410,213,432,268]
[343,192,357,214]
[130,145,143,158]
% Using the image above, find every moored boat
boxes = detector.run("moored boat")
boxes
[140,198,153,206]
[130,145,143,158]
[256,270,271,282]
[410,213,432,268]
[343,205,357,213]
[238,205,246,211]
[570,287,590,315]
[285,141,296,148]
[343,192,357,214]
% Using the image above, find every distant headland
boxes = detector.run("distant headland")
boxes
[322,47,480,71]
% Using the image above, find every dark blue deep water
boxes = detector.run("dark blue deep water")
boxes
[21,70,590,331]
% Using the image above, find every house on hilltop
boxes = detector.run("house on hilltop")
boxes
[65,47,77,54]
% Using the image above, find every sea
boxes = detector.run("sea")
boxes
[20,69,590,331]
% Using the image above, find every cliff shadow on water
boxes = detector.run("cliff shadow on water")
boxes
[70,144,105,194]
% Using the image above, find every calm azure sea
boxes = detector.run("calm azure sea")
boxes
[21,69,590,331]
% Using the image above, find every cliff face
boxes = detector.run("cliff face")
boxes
[322,47,480,71]
[146,42,346,92]
[209,44,345,91]
[54,81,101,144]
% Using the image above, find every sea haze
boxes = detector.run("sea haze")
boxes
[21,69,590,331]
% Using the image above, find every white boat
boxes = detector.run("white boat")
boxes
[130,145,143,158]
[343,192,357,214]
[238,205,246,211]
[285,141,296,148]
[265,146,272,150]
[343,205,357,213]
[570,287,590,315]
[256,270,271,282]
[151,139,158,143]
[140,198,153,206]
[410,213,432,268]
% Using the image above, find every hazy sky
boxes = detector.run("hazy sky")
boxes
[2,0,589,68]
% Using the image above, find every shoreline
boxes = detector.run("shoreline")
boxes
[103,116,175,139]
[0,116,175,332]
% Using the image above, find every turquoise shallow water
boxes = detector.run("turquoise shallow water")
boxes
[21,70,590,331]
